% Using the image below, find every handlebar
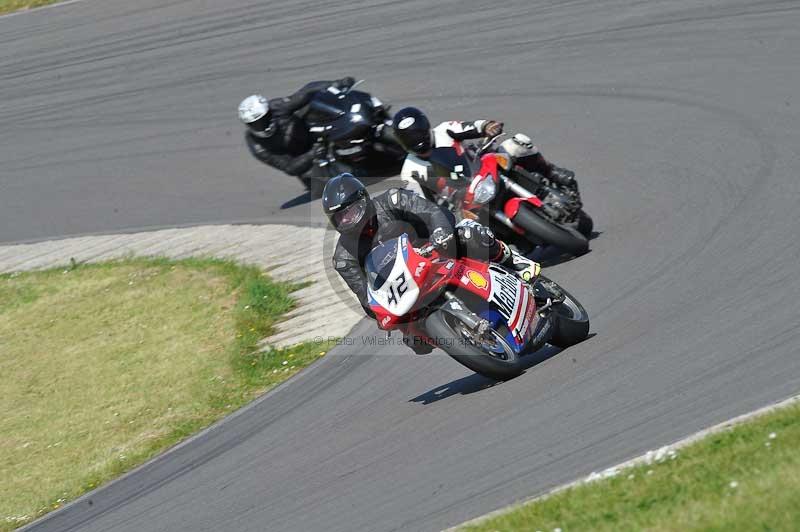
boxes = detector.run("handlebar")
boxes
[476,132,505,157]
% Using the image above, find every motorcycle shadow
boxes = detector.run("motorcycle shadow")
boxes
[281,192,313,209]
[409,344,563,406]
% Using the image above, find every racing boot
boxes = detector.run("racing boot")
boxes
[497,242,541,283]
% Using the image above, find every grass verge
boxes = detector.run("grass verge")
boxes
[0,257,334,530]
[462,401,800,532]
[0,0,61,16]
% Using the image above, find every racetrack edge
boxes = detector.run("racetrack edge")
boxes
[448,391,800,531]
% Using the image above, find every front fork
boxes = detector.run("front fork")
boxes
[489,175,539,232]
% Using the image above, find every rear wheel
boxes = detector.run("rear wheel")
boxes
[535,276,590,348]
[425,309,523,381]
[513,204,589,255]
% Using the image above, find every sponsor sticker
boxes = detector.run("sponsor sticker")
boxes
[488,268,519,321]
[466,270,489,290]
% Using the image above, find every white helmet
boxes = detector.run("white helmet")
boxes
[238,95,275,138]
[499,133,539,159]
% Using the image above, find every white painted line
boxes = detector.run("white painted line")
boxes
[0,0,86,21]
[448,392,800,531]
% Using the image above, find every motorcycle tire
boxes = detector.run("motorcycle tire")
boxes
[536,275,590,348]
[425,309,523,381]
[513,204,589,256]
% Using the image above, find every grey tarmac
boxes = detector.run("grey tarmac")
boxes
[3,0,800,531]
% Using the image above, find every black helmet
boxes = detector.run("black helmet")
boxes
[238,95,276,139]
[392,107,432,155]
[322,173,373,234]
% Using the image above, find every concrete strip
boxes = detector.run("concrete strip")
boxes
[0,224,361,349]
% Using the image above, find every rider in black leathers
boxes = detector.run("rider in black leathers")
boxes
[322,174,540,352]
[238,77,356,186]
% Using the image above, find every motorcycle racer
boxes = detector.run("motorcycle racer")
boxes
[321,173,541,353]
[392,107,578,193]
[237,77,356,187]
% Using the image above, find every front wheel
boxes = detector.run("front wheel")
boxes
[513,204,589,255]
[425,309,523,381]
[535,275,590,348]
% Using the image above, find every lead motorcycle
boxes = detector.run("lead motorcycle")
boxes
[366,232,590,380]
[408,134,593,256]
[304,80,406,197]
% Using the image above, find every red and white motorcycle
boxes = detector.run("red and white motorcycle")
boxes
[366,233,590,380]
[406,134,592,256]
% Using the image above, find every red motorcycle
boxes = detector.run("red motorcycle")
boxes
[366,233,590,380]
[412,135,592,256]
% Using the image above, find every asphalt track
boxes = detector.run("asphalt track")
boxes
[4,0,800,530]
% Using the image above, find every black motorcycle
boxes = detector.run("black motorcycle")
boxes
[303,81,405,197]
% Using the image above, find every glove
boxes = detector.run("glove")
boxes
[431,227,454,251]
[484,120,504,137]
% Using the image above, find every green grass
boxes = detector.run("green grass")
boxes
[0,257,334,530]
[463,402,800,532]
[0,0,61,16]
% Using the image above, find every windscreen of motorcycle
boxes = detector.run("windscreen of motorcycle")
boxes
[366,235,420,316]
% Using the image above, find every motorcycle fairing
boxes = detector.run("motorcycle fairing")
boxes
[503,196,544,219]
[462,153,501,211]
[448,259,538,352]
[486,265,538,349]
[365,235,538,353]
[305,90,375,145]
[367,235,419,318]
